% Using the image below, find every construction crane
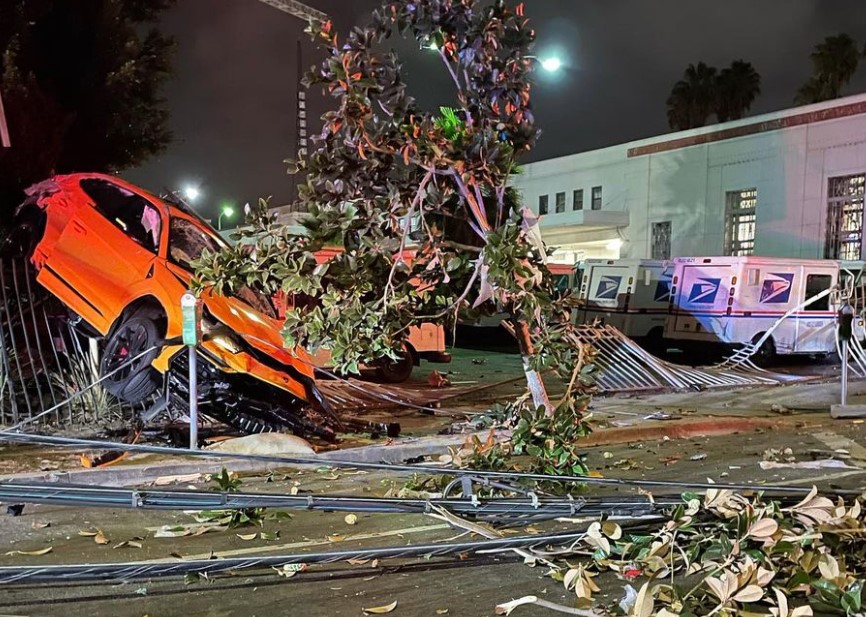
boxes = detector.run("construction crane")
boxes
[255,0,327,22]
[259,0,330,203]
[254,0,328,203]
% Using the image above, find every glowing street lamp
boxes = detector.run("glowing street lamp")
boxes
[539,56,562,73]
[183,185,201,202]
[218,204,235,230]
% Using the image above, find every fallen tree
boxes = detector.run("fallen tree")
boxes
[194,0,593,470]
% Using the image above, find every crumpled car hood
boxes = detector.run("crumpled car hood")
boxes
[201,288,315,379]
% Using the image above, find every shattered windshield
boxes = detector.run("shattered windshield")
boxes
[169,215,277,318]
[168,216,226,271]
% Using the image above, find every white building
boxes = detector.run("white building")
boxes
[516,93,866,264]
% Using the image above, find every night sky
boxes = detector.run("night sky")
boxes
[128,0,866,222]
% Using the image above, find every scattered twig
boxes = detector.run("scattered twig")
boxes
[495,595,601,616]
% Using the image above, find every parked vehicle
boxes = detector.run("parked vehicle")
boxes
[6,173,335,438]
[302,247,451,383]
[664,256,866,363]
[574,259,673,347]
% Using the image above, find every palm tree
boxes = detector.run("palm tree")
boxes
[796,34,861,104]
[715,60,762,122]
[666,62,718,130]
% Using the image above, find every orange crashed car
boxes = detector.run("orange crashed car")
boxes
[7,173,334,438]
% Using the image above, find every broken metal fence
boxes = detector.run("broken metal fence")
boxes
[574,324,798,393]
[0,258,152,429]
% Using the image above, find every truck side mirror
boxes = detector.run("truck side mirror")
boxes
[838,303,855,342]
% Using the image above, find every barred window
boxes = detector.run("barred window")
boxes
[825,174,865,260]
[724,188,757,256]
[651,221,671,260]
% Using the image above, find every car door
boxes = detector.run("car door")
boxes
[43,178,163,332]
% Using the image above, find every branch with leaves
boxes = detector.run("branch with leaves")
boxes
[194,0,593,435]
[532,486,865,617]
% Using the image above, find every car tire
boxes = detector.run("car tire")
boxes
[1,211,45,259]
[375,346,415,383]
[100,308,163,403]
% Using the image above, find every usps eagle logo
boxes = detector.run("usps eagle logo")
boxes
[760,272,794,304]
[594,275,622,300]
[654,279,672,302]
[687,277,721,304]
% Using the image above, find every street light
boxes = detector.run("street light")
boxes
[218,204,235,230]
[183,185,201,202]
[540,56,563,73]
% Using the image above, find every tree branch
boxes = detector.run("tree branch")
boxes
[450,170,490,237]
[383,170,434,305]
[438,48,462,93]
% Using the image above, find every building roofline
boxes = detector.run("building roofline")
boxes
[527,91,866,166]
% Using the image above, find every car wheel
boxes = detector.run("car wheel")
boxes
[752,334,776,368]
[1,212,45,259]
[375,346,415,383]
[100,308,163,403]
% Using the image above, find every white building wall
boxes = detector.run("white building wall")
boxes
[518,94,866,262]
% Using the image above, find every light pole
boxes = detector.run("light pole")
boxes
[218,205,235,230]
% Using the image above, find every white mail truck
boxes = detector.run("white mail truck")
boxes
[664,256,865,363]
[575,259,674,347]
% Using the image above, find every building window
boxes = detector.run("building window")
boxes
[591,186,603,210]
[724,188,757,256]
[573,189,584,211]
[555,192,566,213]
[651,221,672,260]
[825,174,865,260]
[538,194,548,215]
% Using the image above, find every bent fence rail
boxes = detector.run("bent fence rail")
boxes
[0,258,151,429]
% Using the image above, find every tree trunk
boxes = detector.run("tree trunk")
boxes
[513,320,555,417]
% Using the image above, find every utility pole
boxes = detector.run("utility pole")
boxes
[0,89,10,148]
[254,0,326,207]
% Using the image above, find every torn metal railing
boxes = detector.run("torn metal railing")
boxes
[0,258,152,428]
[0,481,679,525]
[716,287,835,371]
[0,529,594,584]
[573,324,794,393]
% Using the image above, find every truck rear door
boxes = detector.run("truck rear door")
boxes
[578,263,631,328]
[794,271,836,353]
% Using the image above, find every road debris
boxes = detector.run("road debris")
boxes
[206,432,315,456]
[5,546,52,556]
[427,370,451,388]
[762,447,796,463]
[362,600,398,614]
[759,459,856,470]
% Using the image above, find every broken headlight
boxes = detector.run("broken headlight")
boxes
[201,310,244,355]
